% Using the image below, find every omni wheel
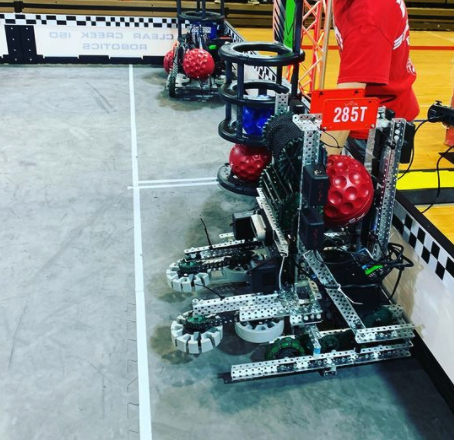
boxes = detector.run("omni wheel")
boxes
[265,337,305,361]
[235,319,284,343]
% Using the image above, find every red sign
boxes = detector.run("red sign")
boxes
[321,98,380,131]
[310,88,365,114]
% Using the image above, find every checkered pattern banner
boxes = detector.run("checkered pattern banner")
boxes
[0,13,179,28]
[393,200,454,284]
[224,22,278,83]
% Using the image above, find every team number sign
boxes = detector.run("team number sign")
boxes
[321,98,380,131]
[310,89,379,131]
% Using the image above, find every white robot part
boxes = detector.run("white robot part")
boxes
[171,314,223,354]
[234,319,285,343]
[166,262,210,293]
[167,261,250,292]
[221,265,250,283]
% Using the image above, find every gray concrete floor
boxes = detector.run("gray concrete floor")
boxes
[1,64,454,440]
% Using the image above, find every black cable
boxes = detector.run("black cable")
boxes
[194,283,225,300]
[322,131,355,157]
[388,269,403,301]
[199,216,212,247]
[322,131,341,149]
[421,145,454,214]
[398,119,429,180]
[341,283,380,289]
[399,116,446,181]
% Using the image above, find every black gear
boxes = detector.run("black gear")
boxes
[320,335,340,353]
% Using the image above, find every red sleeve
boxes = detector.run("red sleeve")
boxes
[338,25,393,86]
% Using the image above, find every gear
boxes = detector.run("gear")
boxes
[166,262,209,293]
[363,307,393,328]
[265,337,305,361]
[320,334,340,353]
[171,312,223,354]
[178,259,204,274]
[185,314,220,333]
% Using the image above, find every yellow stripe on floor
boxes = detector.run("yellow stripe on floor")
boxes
[397,170,454,190]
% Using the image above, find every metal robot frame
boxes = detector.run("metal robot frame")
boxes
[166,98,415,382]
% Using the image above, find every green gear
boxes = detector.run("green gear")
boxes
[184,314,213,333]
[265,337,305,361]
[178,259,203,274]
[363,307,393,328]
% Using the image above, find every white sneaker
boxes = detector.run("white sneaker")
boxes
[248,0,260,4]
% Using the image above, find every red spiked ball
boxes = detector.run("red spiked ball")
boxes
[323,155,374,227]
[183,49,215,80]
[229,144,272,182]
[163,50,174,73]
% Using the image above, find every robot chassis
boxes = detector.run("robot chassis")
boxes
[166,104,416,382]
[167,0,231,98]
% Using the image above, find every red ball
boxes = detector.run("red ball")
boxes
[163,50,174,74]
[182,49,215,80]
[323,155,374,227]
[229,144,272,182]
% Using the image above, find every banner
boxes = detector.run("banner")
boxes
[34,25,178,58]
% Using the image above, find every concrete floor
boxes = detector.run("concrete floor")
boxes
[2,65,454,440]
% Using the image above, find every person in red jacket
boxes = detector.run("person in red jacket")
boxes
[324,0,420,160]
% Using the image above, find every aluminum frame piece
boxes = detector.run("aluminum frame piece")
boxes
[257,188,289,256]
[191,285,323,324]
[371,118,406,258]
[229,340,412,382]
[303,250,365,330]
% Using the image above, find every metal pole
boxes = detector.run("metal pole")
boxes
[319,0,333,89]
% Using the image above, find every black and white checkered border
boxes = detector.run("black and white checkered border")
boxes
[224,22,278,83]
[0,13,179,28]
[393,199,454,286]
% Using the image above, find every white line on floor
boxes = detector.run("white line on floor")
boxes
[129,64,153,440]
[130,181,219,190]
[139,177,216,184]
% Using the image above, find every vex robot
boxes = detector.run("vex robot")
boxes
[166,93,417,382]
[163,0,231,97]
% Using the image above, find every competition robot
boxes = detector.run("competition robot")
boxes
[163,0,231,98]
[166,91,419,382]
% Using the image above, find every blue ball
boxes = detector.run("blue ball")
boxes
[242,96,273,136]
